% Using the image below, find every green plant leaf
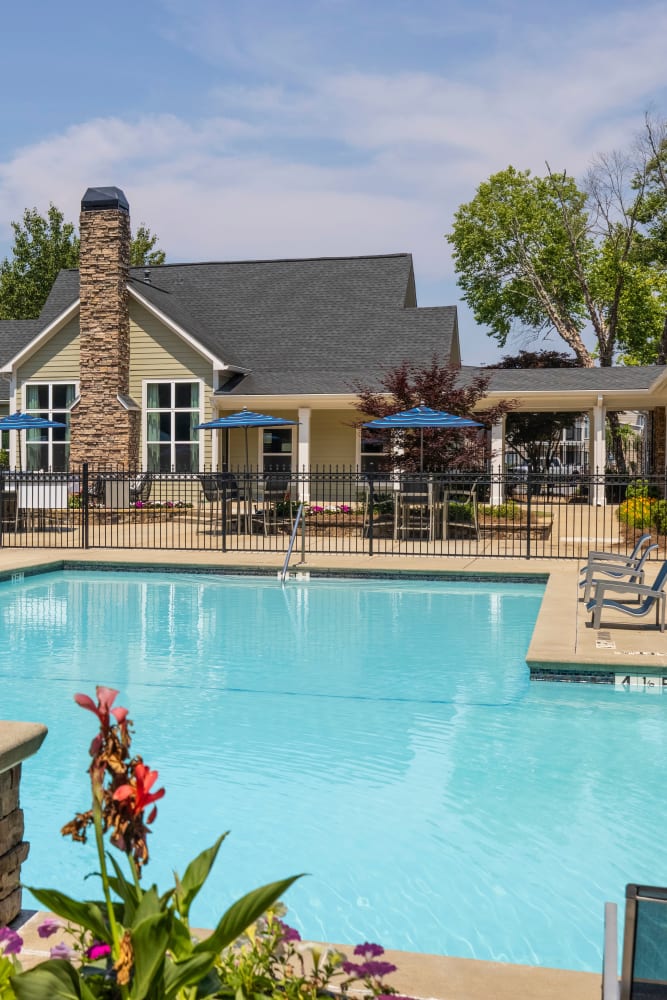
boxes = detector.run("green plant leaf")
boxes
[194,875,303,955]
[166,917,195,961]
[176,833,229,917]
[131,885,163,926]
[11,959,97,1000]
[128,913,170,1000]
[162,952,217,999]
[107,854,140,923]
[25,887,108,942]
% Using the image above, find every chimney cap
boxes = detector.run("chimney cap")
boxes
[81,186,129,213]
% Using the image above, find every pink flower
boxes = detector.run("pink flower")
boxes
[50,941,77,960]
[113,762,165,823]
[86,941,111,961]
[37,917,63,939]
[74,687,127,731]
[0,926,23,955]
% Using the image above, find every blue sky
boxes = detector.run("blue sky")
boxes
[1,0,666,363]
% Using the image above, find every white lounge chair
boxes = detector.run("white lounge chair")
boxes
[586,560,667,632]
[580,541,658,603]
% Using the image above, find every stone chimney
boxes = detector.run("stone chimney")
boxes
[69,186,140,468]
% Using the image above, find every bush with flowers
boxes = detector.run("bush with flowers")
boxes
[617,496,656,530]
[0,687,403,1000]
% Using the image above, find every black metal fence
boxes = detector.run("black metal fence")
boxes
[1,465,665,560]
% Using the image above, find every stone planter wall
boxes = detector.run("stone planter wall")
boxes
[0,722,47,926]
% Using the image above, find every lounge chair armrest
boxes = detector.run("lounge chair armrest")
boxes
[582,554,638,572]
[602,902,620,1000]
[592,579,663,601]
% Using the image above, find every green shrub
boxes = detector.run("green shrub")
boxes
[0,449,8,469]
[447,501,473,523]
[617,496,656,529]
[480,501,521,520]
[652,500,667,534]
[625,478,660,500]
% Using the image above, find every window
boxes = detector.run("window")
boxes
[360,428,391,474]
[24,383,76,471]
[262,427,292,473]
[146,382,200,473]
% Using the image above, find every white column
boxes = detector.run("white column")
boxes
[591,395,606,506]
[490,417,505,506]
[297,407,311,502]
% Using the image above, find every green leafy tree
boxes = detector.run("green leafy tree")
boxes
[355,357,513,471]
[0,205,79,320]
[0,206,166,320]
[447,155,658,367]
[130,223,166,267]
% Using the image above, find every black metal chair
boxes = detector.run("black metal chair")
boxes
[603,884,667,1000]
[256,474,291,534]
[129,472,152,505]
[197,472,243,532]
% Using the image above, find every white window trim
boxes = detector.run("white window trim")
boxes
[22,379,79,471]
[142,378,204,473]
[260,425,295,475]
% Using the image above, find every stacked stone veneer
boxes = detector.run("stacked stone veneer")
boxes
[69,203,140,467]
[0,723,47,926]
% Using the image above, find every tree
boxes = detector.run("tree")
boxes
[488,350,583,472]
[355,356,513,472]
[0,206,166,320]
[130,223,166,267]
[0,205,79,320]
[447,155,661,367]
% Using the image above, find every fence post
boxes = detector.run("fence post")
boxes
[368,478,374,557]
[221,484,228,553]
[525,472,532,560]
[82,463,89,550]
[0,468,4,548]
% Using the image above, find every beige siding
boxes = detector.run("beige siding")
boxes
[129,301,216,466]
[311,410,357,469]
[17,318,80,403]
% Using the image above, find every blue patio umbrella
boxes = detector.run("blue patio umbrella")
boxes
[195,409,298,468]
[363,405,483,472]
[0,411,67,470]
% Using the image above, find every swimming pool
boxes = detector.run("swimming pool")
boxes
[2,569,666,972]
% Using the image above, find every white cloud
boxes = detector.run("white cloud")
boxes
[0,0,666,367]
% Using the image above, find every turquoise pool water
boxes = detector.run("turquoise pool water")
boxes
[2,569,666,972]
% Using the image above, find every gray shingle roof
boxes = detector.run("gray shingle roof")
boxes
[463,365,665,392]
[1,254,456,395]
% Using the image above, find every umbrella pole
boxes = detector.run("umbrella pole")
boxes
[420,428,423,473]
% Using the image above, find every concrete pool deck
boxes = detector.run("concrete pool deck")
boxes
[4,545,659,999]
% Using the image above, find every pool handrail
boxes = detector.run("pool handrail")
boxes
[280,501,304,584]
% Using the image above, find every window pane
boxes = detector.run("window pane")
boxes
[157,444,172,473]
[26,443,48,471]
[146,413,160,442]
[157,384,172,408]
[147,444,161,472]
[175,383,198,408]
[159,413,172,440]
[51,444,68,472]
[175,443,198,473]
[26,385,49,409]
[52,384,75,409]
[263,429,292,454]
[174,412,195,441]
[52,425,67,443]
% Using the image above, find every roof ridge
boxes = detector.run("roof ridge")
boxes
[128,253,412,270]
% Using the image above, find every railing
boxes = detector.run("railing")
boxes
[280,502,305,583]
[0,464,665,560]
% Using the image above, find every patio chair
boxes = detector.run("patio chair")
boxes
[580,542,658,603]
[255,474,291,535]
[197,472,244,532]
[586,560,667,632]
[582,534,652,574]
[602,884,667,1000]
[442,481,479,541]
[394,477,440,541]
[129,472,152,505]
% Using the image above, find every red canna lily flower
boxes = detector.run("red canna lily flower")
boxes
[74,687,124,730]
[113,762,165,822]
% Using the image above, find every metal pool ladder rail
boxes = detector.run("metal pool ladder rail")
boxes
[279,502,305,584]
